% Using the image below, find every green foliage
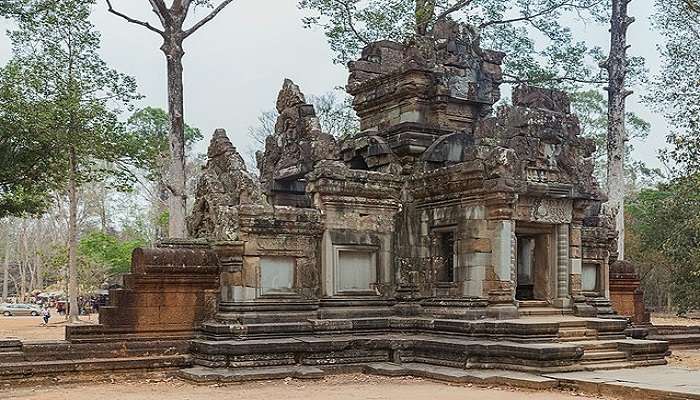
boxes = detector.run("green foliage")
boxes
[630,0,700,314]
[0,0,22,16]
[126,106,203,183]
[0,58,58,216]
[79,231,144,275]
[626,178,700,314]
[649,0,700,176]
[298,0,638,89]
[1,0,144,192]
[156,210,169,234]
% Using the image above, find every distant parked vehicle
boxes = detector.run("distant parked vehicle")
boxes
[1,303,42,317]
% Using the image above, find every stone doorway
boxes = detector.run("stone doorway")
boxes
[515,224,554,302]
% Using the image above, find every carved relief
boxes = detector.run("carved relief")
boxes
[516,198,573,224]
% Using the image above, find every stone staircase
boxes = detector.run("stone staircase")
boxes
[0,338,191,382]
[184,314,669,383]
[648,325,700,349]
[577,340,628,365]
[0,339,24,364]
[554,319,668,370]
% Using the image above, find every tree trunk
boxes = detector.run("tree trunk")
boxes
[68,145,80,322]
[155,181,169,239]
[35,252,42,292]
[19,262,26,302]
[2,239,8,302]
[163,37,188,239]
[604,0,634,261]
[99,183,108,232]
[415,0,435,35]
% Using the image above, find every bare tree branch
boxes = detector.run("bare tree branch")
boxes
[682,0,700,13]
[181,0,194,20]
[183,0,236,38]
[502,72,607,86]
[479,1,596,29]
[435,0,475,21]
[105,0,165,36]
[332,0,370,45]
[148,0,172,28]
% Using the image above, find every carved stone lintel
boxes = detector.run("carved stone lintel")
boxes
[516,198,573,224]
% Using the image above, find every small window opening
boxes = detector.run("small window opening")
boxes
[436,231,455,283]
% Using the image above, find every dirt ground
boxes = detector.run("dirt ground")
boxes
[668,349,700,370]
[651,313,700,326]
[0,375,607,400]
[0,314,98,341]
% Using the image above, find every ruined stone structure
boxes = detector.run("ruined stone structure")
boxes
[188,20,617,325]
[58,20,667,382]
[609,260,651,326]
[173,20,668,379]
[68,240,220,342]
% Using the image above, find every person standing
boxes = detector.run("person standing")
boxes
[41,306,50,326]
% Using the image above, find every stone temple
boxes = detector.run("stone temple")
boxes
[68,20,668,379]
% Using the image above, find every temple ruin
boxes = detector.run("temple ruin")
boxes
[67,20,668,380]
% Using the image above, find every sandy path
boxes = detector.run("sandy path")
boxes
[668,349,700,370]
[0,314,98,341]
[0,316,66,341]
[651,314,700,327]
[0,375,605,400]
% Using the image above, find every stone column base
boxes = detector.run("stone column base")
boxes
[552,298,571,309]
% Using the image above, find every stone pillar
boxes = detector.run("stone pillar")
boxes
[569,223,583,298]
[492,220,515,283]
[570,221,596,316]
[486,219,518,318]
[211,242,247,306]
[554,224,571,308]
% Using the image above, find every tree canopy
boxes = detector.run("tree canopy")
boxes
[299,0,630,88]
[648,0,700,176]
[2,0,142,189]
[0,64,56,217]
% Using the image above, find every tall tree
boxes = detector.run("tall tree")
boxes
[3,0,141,321]
[602,0,634,260]
[299,0,612,86]
[105,0,236,238]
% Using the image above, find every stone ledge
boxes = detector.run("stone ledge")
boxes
[180,362,559,390]
[0,355,191,382]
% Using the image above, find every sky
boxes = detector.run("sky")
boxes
[0,0,669,171]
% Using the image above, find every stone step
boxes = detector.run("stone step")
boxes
[559,328,588,338]
[180,363,559,391]
[519,307,573,317]
[559,337,590,342]
[0,351,25,363]
[581,350,628,362]
[518,301,550,308]
[558,327,599,343]
[0,339,22,353]
[568,340,620,352]
[179,365,325,383]
[365,362,558,390]
[649,333,700,349]
[0,355,190,380]
[577,359,668,371]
